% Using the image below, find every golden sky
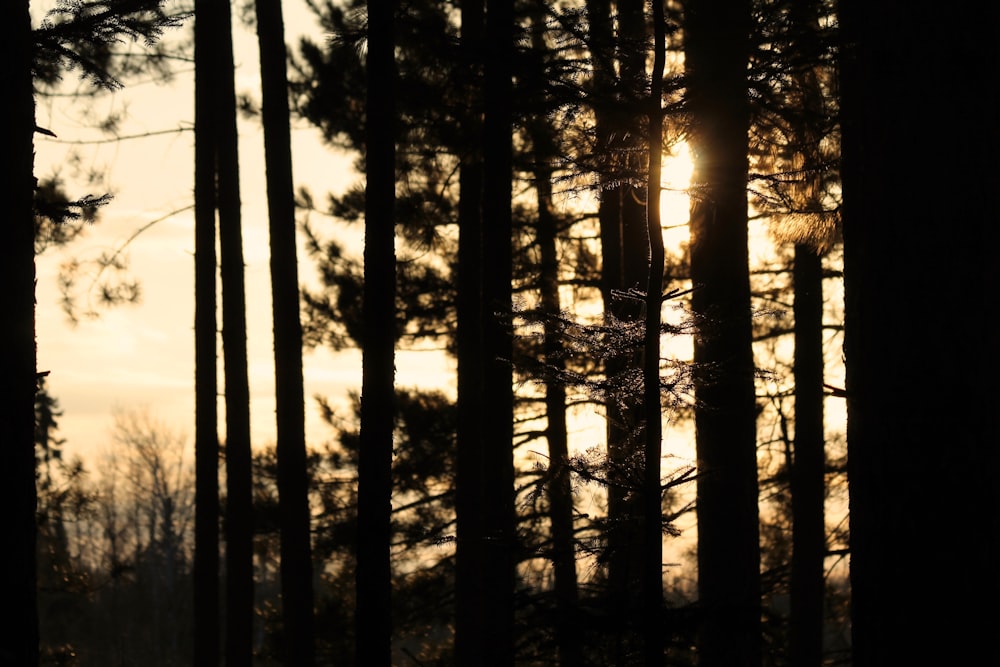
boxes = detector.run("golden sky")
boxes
[33,1,374,462]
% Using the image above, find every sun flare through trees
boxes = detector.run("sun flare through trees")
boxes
[19,0,1000,665]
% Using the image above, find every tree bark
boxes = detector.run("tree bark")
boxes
[356,0,396,663]
[525,32,583,657]
[481,0,516,663]
[787,4,828,659]
[788,0,829,667]
[215,1,254,663]
[585,3,651,657]
[255,0,316,663]
[192,0,220,664]
[790,244,824,667]
[453,0,486,658]
[642,3,666,664]
[684,0,761,664]
[839,3,1000,664]
[0,2,40,664]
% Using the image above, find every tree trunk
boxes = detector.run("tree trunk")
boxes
[356,0,396,663]
[790,244,824,667]
[454,0,486,660]
[684,0,761,664]
[526,65,583,665]
[0,2,39,664]
[215,1,254,663]
[192,0,220,664]
[839,3,1000,664]
[481,0,516,663]
[254,0,316,663]
[586,2,650,657]
[641,3,665,664]
[787,4,828,659]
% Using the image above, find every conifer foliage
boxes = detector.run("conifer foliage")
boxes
[20,1,1000,665]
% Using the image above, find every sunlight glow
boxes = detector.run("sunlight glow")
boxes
[660,140,693,235]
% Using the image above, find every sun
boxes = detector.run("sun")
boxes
[659,140,693,230]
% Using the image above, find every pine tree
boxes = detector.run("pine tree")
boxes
[523,9,582,664]
[254,0,317,662]
[192,0,220,663]
[641,2,666,663]
[481,1,516,664]
[355,0,397,663]
[840,2,1000,663]
[3,5,182,664]
[211,1,254,662]
[2,2,40,663]
[683,0,762,664]
[454,0,487,660]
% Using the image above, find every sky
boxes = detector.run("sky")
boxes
[32,1,459,465]
[30,0,709,475]
[28,1,852,581]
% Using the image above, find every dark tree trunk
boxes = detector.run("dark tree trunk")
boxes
[215,1,254,663]
[839,3,1000,664]
[788,0,829,667]
[454,0,486,660]
[525,22,582,654]
[0,2,39,664]
[790,244,824,667]
[641,3,665,665]
[254,0,316,663]
[355,0,396,663]
[787,3,828,659]
[481,0,516,664]
[192,1,220,664]
[684,0,761,665]
[523,11,581,666]
[538,184,583,667]
[585,3,650,657]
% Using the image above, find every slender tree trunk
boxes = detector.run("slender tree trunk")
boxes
[1,2,40,664]
[683,0,761,665]
[215,1,254,663]
[641,3,665,664]
[521,11,581,666]
[790,244,824,667]
[192,1,220,664]
[606,4,650,639]
[586,3,650,657]
[787,5,828,660]
[840,3,1000,664]
[254,0,316,663]
[454,0,486,660]
[482,0,516,663]
[356,0,396,663]
[529,119,584,667]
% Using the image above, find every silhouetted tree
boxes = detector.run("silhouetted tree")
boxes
[2,7,40,664]
[783,3,833,664]
[683,0,762,664]
[523,9,582,665]
[210,0,254,662]
[83,409,195,666]
[839,2,1000,664]
[585,6,655,653]
[192,1,220,663]
[3,4,179,664]
[254,0,317,662]
[454,0,487,661]
[356,2,396,667]
[356,0,397,664]
[640,2,666,664]
[736,0,842,660]
[481,1,516,664]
